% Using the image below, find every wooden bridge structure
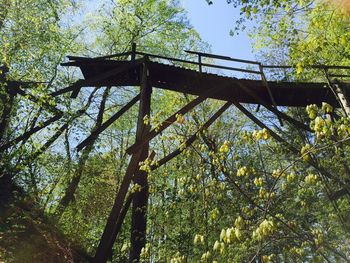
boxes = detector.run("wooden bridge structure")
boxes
[2,44,350,262]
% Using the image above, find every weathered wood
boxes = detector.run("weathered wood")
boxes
[93,149,144,263]
[53,59,143,98]
[259,64,283,126]
[233,102,347,186]
[68,59,350,107]
[93,62,151,263]
[129,61,152,263]
[28,123,69,162]
[233,102,297,152]
[185,50,261,65]
[233,79,311,131]
[126,96,205,155]
[77,94,141,152]
[107,193,134,261]
[66,51,132,61]
[126,85,233,155]
[264,103,311,132]
[331,82,350,117]
[105,152,155,262]
[151,102,231,170]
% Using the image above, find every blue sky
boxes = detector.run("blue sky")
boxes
[181,0,254,60]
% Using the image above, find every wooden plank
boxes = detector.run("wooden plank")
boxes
[71,59,349,107]
[76,94,140,152]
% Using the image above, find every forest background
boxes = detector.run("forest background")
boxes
[1,0,350,262]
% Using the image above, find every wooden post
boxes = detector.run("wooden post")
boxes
[93,59,151,263]
[129,58,151,263]
[93,150,144,263]
[198,54,202,73]
[131,43,137,62]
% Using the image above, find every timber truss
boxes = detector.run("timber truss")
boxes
[2,44,350,262]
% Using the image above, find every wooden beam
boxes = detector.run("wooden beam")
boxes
[126,96,205,155]
[93,61,151,263]
[105,152,155,262]
[264,103,311,132]
[151,102,231,170]
[52,59,143,98]
[93,149,144,263]
[233,102,342,183]
[233,102,298,153]
[28,123,69,162]
[76,94,141,152]
[259,64,283,126]
[233,80,311,131]
[129,61,152,263]
[126,85,232,155]
[107,193,134,261]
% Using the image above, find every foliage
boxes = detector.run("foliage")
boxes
[1,0,350,262]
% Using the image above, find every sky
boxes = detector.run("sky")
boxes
[180,0,255,60]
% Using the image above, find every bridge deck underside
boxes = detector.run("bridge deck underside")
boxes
[64,58,349,107]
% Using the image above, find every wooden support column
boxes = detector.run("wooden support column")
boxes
[129,59,151,263]
[93,60,150,263]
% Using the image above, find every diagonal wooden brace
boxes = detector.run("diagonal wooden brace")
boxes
[104,151,155,261]
[76,94,141,152]
[151,102,231,170]
[126,96,205,155]
[234,79,311,132]
[93,149,144,263]
[126,85,232,155]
